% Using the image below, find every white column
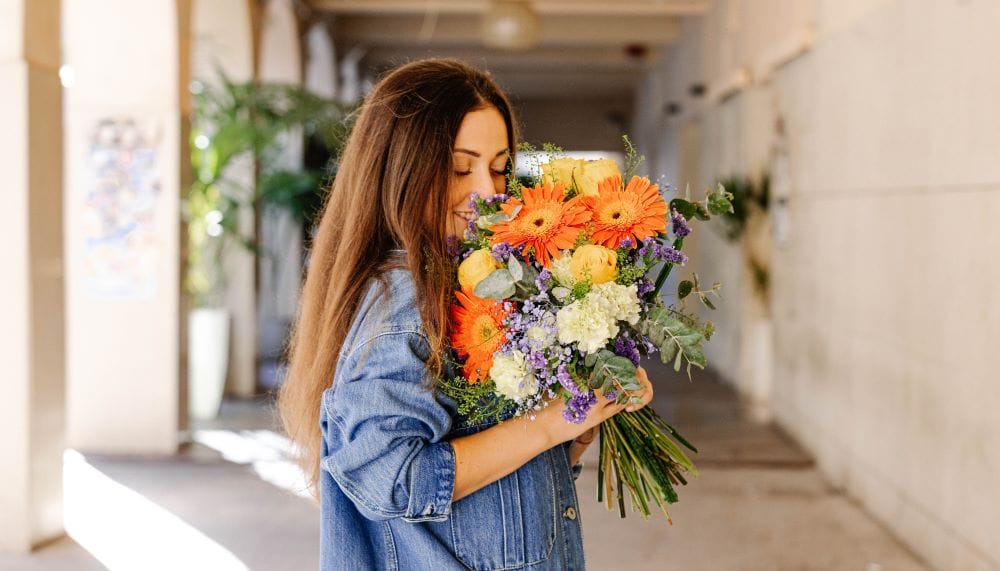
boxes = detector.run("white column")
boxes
[0,0,65,552]
[191,0,258,398]
[63,0,189,453]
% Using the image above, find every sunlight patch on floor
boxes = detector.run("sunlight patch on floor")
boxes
[192,429,312,499]
[63,450,249,571]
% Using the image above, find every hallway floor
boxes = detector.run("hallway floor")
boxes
[3,364,928,570]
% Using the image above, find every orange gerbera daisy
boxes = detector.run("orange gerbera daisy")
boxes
[449,289,509,383]
[489,181,591,267]
[583,175,668,248]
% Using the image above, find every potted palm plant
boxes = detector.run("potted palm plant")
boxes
[185,77,350,419]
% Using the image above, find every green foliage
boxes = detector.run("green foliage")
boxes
[622,135,645,180]
[638,306,708,375]
[436,375,512,426]
[615,252,649,286]
[715,174,769,241]
[584,349,640,401]
[185,76,353,306]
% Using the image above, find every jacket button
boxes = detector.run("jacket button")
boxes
[563,506,577,520]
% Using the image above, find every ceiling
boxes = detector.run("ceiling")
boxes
[308,0,707,100]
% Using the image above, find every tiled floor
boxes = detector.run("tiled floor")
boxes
[2,364,928,570]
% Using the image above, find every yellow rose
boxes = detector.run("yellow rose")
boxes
[540,157,583,188]
[458,249,501,291]
[570,245,618,284]
[574,159,621,197]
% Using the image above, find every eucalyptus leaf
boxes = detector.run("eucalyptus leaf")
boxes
[692,202,710,221]
[507,257,524,282]
[678,280,693,299]
[707,183,735,215]
[638,307,707,372]
[669,198,696,220]
[474,269,516,300]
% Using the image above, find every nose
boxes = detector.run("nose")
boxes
[472,167,497,200]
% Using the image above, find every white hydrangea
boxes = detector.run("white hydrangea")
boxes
[549,251,576,287]
[489,351,539,401]
[555,282,641,355]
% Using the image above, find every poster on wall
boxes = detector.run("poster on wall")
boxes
[80,118,162,300]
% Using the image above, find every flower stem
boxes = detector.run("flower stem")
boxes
[649,237,684,299]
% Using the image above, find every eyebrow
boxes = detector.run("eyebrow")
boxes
[454,148,508,159]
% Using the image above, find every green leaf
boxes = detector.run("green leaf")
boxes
[707,182,735,215]
[584,352,599,368]
[474,269,515,299]
[701,296,717,310]
[638,307,708,372]
[669,198,696,220]
[589,353,638,391]
[692,202,710,221]
[677,280,693,299]
[507,257,524,282]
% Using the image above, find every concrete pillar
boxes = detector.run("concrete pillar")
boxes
[0,0,65,552]
[191,0,257,398]
[63,0,190,453]
[257,0,304,382]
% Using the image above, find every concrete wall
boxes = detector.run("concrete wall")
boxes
[641,1,1000,568]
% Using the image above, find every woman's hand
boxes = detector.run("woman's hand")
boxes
[564,367,654,464]
[542,367,655,448]
[451,367,654,501]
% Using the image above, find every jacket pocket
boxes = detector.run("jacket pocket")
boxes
[448,451,557,570]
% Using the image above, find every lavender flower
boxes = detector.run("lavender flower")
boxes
[491,242,515,262]
[614,335,641,367]
[671,209,691,238]
[535,269,552,292]
[618,237,634,250]
[636,278,655,297]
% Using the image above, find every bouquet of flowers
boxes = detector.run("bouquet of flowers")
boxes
[440,139,732,521]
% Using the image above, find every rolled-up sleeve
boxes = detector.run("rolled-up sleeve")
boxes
[321,329,456,523]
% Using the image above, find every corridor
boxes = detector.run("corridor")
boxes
[1,361,926,570]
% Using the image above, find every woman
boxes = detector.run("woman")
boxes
[280,58,653,570]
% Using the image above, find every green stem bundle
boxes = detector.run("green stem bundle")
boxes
[596,408,698,521]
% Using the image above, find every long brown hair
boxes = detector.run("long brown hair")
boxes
[279,58,517,493]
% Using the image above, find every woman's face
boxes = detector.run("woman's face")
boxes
[447,106,510,237]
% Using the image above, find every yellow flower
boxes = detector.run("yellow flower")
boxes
[540,157,583,188]
[575,159,621,197]
[458,249,501,291]
[570,244,618,284]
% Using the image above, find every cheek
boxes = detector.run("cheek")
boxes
[448,180,470,210]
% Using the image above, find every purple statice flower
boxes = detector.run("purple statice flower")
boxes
[555,364,597,424]
[638,236,654,257]
[671,209,691,238]
[446,235,463,261]
[487,193,510,207]
[604,390,618,402]
[636,278,655,297]
[491,241,515,262]
[655,245,688,266]
[564,392,598,424]
[618,237,634,250]
[535,269,552,292]
[614,334,641,367]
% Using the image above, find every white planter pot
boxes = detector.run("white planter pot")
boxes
[188,307,231,420]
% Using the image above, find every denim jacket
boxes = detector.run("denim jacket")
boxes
[319,268,586,570]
